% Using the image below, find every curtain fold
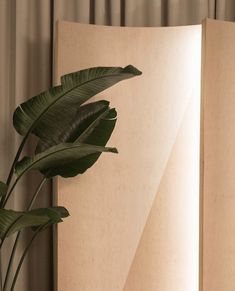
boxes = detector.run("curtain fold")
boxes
[0,1,52,291]
[54,0,235,26]
[0,0,235,290]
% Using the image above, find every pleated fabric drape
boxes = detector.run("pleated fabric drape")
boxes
[0,1,53,291]
[0,0,235,290]
[54,0,235,26]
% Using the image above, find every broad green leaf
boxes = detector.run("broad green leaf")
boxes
[0,207,69,239]
[35,100,117,176]
[0,181,8,198]
[35,100,117,153]
[15,143,118,178]
[13,66,141,142]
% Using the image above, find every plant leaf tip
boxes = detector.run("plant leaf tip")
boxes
[125,65,142,76]
[105,146,118,153]
[110,147,118,154]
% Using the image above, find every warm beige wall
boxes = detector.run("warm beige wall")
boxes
[56,21,201,291]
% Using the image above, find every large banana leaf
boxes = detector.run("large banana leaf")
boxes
[35,100,117,175]
[35,100,117,153]
[13,65,141,142]
[15,143,118,178]
[0,207,69,239]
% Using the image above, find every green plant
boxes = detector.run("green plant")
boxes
[0,65,141,291]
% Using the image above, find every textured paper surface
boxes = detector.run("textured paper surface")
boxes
[55,22,201,291]
[202,19,235,291]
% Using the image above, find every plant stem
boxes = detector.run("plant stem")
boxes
[1,178,20,208]
[0,141,28,288]
[0,249,3,291]
[6,135,28,187]
[2,232,20,291]
[2,177,47,291]
[0,135,29,207]
[9,224,47,291]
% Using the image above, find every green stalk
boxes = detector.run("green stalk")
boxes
[0,133,30,208]
[2,177,47,291]
[0,250,2,291]
[2,232,20,291]
[0,138,29,290]
[6,135,28,187]
[1,177,20,208]
[9,223,48,291]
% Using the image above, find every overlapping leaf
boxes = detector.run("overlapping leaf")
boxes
[0,207,69,239]
[15,143,118,178]
[34,100,117,176]
[13,65,141,143]
[35,100,116,153]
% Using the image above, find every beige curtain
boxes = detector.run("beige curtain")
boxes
[54,0,235,25]
[0,0,235,290]
[0,1,52,291]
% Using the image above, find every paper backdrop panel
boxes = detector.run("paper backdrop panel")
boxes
[55,22,201,291]
[202,19,235,291]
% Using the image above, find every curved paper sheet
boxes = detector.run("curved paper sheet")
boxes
[55,22,201,291]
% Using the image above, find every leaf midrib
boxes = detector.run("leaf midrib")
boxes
[75,108,111,143]
[17,144,109,178]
